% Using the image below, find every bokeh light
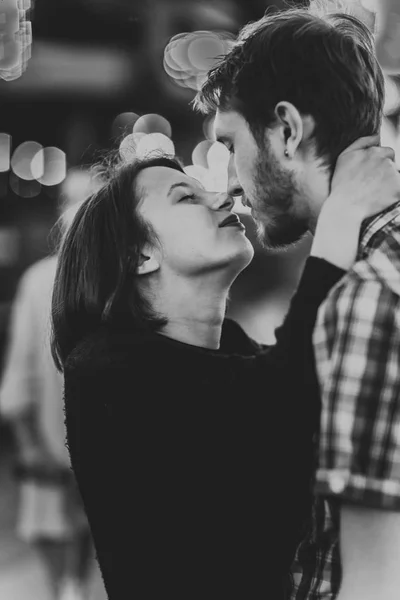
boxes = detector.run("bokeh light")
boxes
[0,133,12,172]
[135,133,175,158]
[164,33,192,81]
[61,167,102,206]
[31,147,67,186]
[183,164,209,187]
[380,117,400,167]
[192,140,213,169]
[133,114,172,138]
[11,141,43,181]
[0,0,20,35]
[187,137,250,214]
[163,30,234,91]
[60,168,104,228]
[9,172,41,198]
[203,115,216,141]
[119,133,147,162]
[187,32,226,71]
[359,0,378,13]
[0,38,20,70]
[0,174,8,198]
[0,1,32,81]
[384,75,400,115]
[111,112,140,140]
[205,168,228,193]
[183,164,225,192]
[233,197,251,215]
[207,141,230,171]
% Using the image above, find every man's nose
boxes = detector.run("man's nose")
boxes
[227,157,243,198]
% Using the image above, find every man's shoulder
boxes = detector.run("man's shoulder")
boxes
[325,256,400,304]
[324,209,400,299]
[356,204,400,291]
[349,234,400,298]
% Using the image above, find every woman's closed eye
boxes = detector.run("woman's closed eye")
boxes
[178,193,196,203]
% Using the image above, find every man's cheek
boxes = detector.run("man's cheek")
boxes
[237,162,252,194]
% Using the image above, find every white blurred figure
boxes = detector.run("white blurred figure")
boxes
[0,168,102,600]
[376,0,400,74]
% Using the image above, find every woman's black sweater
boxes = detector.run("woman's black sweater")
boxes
[63,257,345,600]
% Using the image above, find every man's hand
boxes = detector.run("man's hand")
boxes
[336,506,400,600]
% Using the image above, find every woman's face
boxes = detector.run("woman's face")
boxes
[136,166,254,279]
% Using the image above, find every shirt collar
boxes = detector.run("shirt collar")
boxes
[359,201,400,252]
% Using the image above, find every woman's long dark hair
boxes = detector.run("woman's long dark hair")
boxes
[51,152,185,371]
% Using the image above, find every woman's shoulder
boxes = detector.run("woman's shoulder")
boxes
[63,320,270,380]
[64,324,157,374]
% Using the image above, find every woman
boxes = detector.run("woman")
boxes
[51,151,398,600]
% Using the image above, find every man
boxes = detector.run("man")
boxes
[194,3,400,599]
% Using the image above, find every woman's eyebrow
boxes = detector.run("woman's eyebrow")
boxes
[167,182,192,197]
[167,181,205,196]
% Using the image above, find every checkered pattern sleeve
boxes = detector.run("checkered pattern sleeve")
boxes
[313,269,400,510]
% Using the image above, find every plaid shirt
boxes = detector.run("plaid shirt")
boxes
[289,201,400,600]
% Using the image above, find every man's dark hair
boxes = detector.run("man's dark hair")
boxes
[50,153,185,371]
[194,4,384,166]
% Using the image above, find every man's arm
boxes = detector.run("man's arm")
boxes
[313,264,400,599]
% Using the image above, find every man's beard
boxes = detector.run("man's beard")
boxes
[255,213,308,251]
[252,144,309,250]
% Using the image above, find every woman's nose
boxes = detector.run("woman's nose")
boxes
[214,192,235,211]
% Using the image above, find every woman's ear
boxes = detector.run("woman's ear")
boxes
[136,252,160,275]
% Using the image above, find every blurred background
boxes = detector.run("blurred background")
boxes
[0,0,399,598]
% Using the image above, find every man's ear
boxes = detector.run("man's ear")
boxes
[274,101,315,156]
[136,251,160,275]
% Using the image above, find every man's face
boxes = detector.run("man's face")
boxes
[214,109,311,249]
[137,166,254,279]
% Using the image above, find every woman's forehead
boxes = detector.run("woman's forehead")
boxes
[137,166,202,198]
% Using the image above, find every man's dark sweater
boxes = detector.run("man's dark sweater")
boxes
[63,257,345,600]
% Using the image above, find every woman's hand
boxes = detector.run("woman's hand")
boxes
[311,135,400,270]
[329,135,400,220]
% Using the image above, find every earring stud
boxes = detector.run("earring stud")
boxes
[284,149,289,158]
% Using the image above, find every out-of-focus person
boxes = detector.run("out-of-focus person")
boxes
[376,0,400,74]
[0,168,102,600]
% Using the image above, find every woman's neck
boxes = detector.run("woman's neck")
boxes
[147,274,230,350]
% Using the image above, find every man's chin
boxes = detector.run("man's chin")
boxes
[256,220,307,251]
